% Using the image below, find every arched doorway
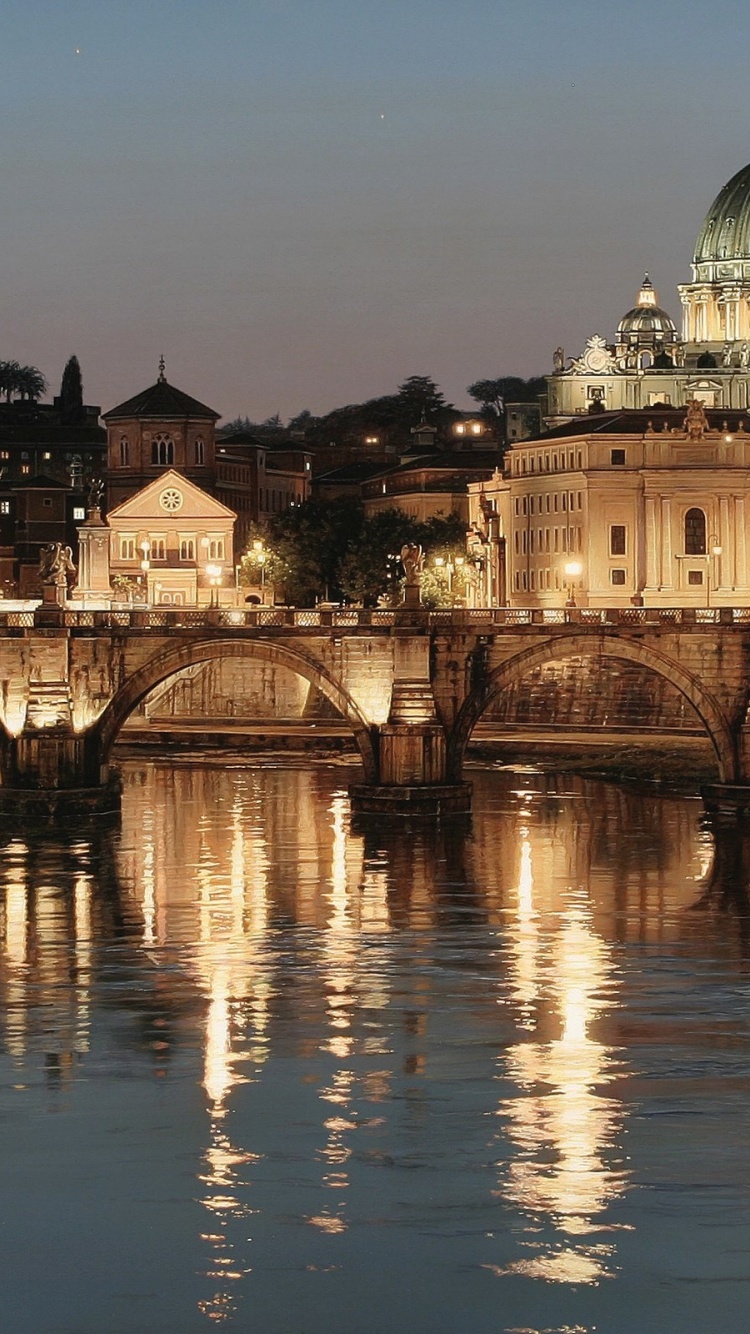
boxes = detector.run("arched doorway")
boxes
[90,638,378,782]
[447,634,737,784]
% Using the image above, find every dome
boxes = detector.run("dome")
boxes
[617,276,677,339]
[694,162,750,264]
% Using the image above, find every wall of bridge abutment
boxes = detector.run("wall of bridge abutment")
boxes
[0,613,750,816]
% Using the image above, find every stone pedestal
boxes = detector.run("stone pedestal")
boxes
[73,509,112,602]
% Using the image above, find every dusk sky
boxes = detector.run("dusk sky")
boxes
[4,0,750,421]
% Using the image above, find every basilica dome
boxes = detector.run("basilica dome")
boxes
[694,161,750,265]
[617,276,677,342]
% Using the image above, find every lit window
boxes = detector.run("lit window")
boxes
[455,424,465,435]
[21,465,29,475]
[73,507,85,520]
[471,423,482,435]
[0,501,10,515]
[43,452,51,461]
[0,452,8,460]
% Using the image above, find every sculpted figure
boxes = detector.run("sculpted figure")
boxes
[400,542,423,587]
[722,342,733,367]
[87,476,105,511]
[553,346,565,373]
[740,342,749,368]
[684,398,709,441]
[39,542,76,585]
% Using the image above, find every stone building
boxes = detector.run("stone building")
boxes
[107,470,236,606]
[467,403,750,609]
[104,361,311,550]
[547,160,750,422]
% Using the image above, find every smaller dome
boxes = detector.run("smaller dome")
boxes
[617,275,677,340]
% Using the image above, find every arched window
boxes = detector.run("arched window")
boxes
[685,507,707,555]
[119,435,129,466]
[195,436,205,465]
[151,433,175,466]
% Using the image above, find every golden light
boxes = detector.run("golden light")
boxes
[564,560,583,578]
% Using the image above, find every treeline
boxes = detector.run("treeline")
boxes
[239,499,467,608]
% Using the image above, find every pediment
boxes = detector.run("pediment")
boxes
[108,471,235,523]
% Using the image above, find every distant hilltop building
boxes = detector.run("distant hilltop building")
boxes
[547,161,750,423]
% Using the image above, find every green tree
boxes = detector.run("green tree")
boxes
[0,361,20,403]
[16,365,47,401]
[237,521,290,598]
[338,509,415,605]
[59,355,83,421]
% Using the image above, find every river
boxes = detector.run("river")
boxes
[1,760,749,1333]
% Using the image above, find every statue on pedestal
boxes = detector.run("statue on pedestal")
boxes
[39,543,76,605]
[400,542,423,607]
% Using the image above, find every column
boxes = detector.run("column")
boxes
[734,495,747,589]
[719,495,731,590]
[660,497,673,590]
[645,494,659,589]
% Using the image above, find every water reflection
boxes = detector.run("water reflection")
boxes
[2,765,750,1331]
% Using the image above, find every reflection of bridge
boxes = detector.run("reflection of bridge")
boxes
[3,602,750,815]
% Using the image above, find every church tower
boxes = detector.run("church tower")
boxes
[103,358,220,512]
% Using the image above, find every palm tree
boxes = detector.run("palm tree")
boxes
[16,365,47,401]
[0,361,21,403]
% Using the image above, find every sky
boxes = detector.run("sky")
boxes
[3,0,750,422]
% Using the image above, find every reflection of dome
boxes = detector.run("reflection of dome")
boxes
[694,162,750,264]
[617,276,677,340]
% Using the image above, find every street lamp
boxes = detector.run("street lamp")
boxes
[206,563,223,608]
[139,539,151,603]
[252,539,267,603]
[707,535,723,609]
[564,559,583,608]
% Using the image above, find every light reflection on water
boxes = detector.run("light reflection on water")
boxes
[2,763,750,1333]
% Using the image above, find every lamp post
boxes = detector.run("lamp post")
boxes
[206,563,223,608]
[434,554,465,604]
[563,559,583,608]
[139,540,151,604]
[252,539,267,603]
[707,534,723,609]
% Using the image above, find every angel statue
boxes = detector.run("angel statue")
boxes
[400,542,424,587]
[553,346,565,373]
[38,542,76,586]
[87,476,105,511]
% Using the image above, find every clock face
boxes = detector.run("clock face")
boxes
[159,487,183,513]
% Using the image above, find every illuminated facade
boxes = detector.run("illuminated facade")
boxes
[107,469,236,606]
[547,162,750,423]
[467,403,750,608]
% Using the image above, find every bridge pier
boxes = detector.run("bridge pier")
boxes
[0,716,120,822]
[349,629,471,817]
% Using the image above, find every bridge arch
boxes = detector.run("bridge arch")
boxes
[448,633,738,784]
[91,637,378,782]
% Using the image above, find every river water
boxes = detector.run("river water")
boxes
[1,760,749,1333]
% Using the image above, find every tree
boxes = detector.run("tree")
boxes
[338,509,415,605]
[467,375,546,432]
[240,498,365,606]
[0,362,20,403]
[59,355,83,421]
[237,521,290,598]
[16,365,47,401]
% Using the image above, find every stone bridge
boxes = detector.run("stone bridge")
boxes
[2,602,750,817]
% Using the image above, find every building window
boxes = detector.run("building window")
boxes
[20,465,29,475]
[688,569,704,585]
[150,537,166,560]
[120,436,129,466]
[195,437,205,465]
[43,452,51,461]
[180,538,195,561]
[0,501,10,515]
[207,538,225,561]
[151,433,175,466]
[611,568,626,585]
[73,506,85,521]
[610,525,627,556]
[43,497,52,508]
[0,452,8,461]
[685,507,707,555]
[120,537,136,560]
[611,449,626,465]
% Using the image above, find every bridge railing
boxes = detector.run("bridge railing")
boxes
[1,605,749,630]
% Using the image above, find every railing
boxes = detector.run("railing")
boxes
[0,605,747,631]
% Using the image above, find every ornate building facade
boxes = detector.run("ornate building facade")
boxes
[467,402,750,609]
[547,162,750,423]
